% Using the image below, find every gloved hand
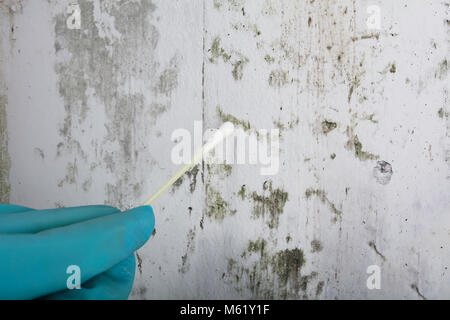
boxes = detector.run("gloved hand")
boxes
[0,204,155,300]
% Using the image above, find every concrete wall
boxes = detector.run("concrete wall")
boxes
[0,0,449,299]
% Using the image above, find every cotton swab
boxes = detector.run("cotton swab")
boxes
[142,122,235,206]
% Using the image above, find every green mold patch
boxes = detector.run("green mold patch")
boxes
[268,70,288,87]
[205,185,236,222]
[305,188,342,223]
[207,163,232,179]
[217,106,252,132]
[227,239,318,299]
[0,95,11,203]
[238,184,247,200]
[239,181,288,229]
[345,125,379,161]
[353,135,379,161]
[209,37,231,63]
[273,117,299,134]
[186,165,200,193]
[208,37,248,80]
[171,165,200,194]
[232,23,261,37]
[362,113,378,123]
[389,63,396,73]
[321,120,337,135]
[264,54,275,64]
[438,107,448,119]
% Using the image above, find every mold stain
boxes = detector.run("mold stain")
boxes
[171,165,200,194]
[207,163,232,179]
[54,1,163,209]
[264,54,275,64]
[205,185,236,222]
[239,181,288,229]
[208,37,248,80]
[345,124,379,162]
[217,105,252,133]
[268,70,288,88]
[438,107,448,119]
[0,94,11,203]
[305,188,342,223]
[227,238,318,299]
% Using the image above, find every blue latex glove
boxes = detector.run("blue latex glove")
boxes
[0,204,155,300]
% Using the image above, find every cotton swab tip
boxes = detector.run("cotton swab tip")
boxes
[220,121,235,137]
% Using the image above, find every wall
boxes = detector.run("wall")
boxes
[0,0,449,299]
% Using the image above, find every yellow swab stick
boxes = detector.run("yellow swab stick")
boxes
[142,122,235,206]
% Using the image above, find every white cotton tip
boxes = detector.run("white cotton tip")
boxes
[219,121,235,137]
[203,122,235,152]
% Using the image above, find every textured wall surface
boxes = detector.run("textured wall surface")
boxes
[0,0,449,299]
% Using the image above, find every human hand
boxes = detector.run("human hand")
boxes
[0,204,154,300]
